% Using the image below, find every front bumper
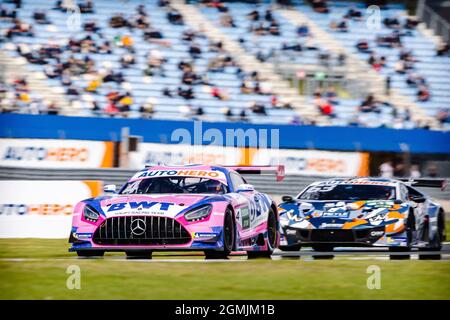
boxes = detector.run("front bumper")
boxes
[281,225,408,247]
[69,216,225,252]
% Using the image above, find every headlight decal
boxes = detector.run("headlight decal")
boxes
[83,205,100,223]
[184,205,213,222]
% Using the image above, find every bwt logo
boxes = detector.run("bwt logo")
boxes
[2,146,89,162]
[107,201,175,212]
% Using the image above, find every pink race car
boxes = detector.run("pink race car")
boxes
[69,164,284,259]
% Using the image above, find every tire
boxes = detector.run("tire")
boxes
[279,244,301,251]
[418,249,441,260]
[205,208,235,260]
[125,251,152,259]
[312,244,334,259]
[77,250,104,257]
[390,212,415,260]
[419,213,443,260]
[389,247,410,260]
[247,209,277,259]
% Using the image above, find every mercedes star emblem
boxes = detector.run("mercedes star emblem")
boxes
[131,218,146,236]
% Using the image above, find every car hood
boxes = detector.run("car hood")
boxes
[84,194,227,219]
[279,200,409,229]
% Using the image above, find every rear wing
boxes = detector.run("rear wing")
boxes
[224,165,285,182]
[399,178,447,191]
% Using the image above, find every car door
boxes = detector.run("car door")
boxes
[406,185,428,241]
[229,172,271,240]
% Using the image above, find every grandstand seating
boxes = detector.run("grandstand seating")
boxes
[197,1,417,128]
[0,0,448,129]
[299,1,450,126]
[0,0,300,124]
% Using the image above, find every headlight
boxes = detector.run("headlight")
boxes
[83,205,99,222]
[184,205,212,222]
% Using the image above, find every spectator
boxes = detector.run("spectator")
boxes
[120,53,135,68]
[344,7,362,20]
[178,86,194,100]
[296,24,309,37]
[239,109,248,122]
[240,81,252,94]
[436,42,450,56]
[405,17,420,30]
[85,78,101,93]
[359,94,381,113]
[109,14,131,28]
[314,92,335,117]
[325,86,338,105]
[410,165,421,179]
[220,12,236,28]
[211,87,227,100]
[379,161,394,178]
[437,108,450,124]
[383,16,401,29]
[162,87,173,97]
[309,0,329,14]
[167,7,184,25]
[356,39,371,53]
[188,42,202,59]
[83,20,100,33]
[330,18,348,32]
[250,102,267,115]
[33,10,50,24]
[417,85,430,102]
[247,10,259,22]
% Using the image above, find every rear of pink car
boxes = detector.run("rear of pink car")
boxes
[69,165,283,258]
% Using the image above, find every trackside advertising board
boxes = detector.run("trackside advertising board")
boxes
[0,180,102,238]
[0,138,113,168]
[130,143,369,177]
[250,148,370,177]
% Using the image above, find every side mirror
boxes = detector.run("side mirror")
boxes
[236,184,255,193]
[282,195,294,202]
[410,195,426,203]
[103,184,117,193]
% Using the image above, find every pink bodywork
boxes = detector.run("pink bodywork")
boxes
[70,165,278,252]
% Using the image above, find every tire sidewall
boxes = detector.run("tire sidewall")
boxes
[223,209,235,254]
[266,209,277,253]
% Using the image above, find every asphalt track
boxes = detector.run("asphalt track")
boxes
[1,243,449,262]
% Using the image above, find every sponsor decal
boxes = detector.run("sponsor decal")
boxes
[0,139,113,168]
[322,211,349,218]
[133,169,224,181]
[193,232,219,239]
[252,149,369,177]
[370,230,384,237]
[240,207,250,229]
[286,210,303,222]
[320,223,344,228]
[107,201,174,212]
[2,146,89,162]
[0,204,73,215]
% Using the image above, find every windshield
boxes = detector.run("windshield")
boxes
[119,177,229,195]
[298,184,396,201]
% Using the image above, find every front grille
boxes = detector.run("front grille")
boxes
[93,216,191,245]
[310,229,355,242]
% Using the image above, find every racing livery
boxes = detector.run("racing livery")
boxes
[278,177,446,258]
[69,165,284,259]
